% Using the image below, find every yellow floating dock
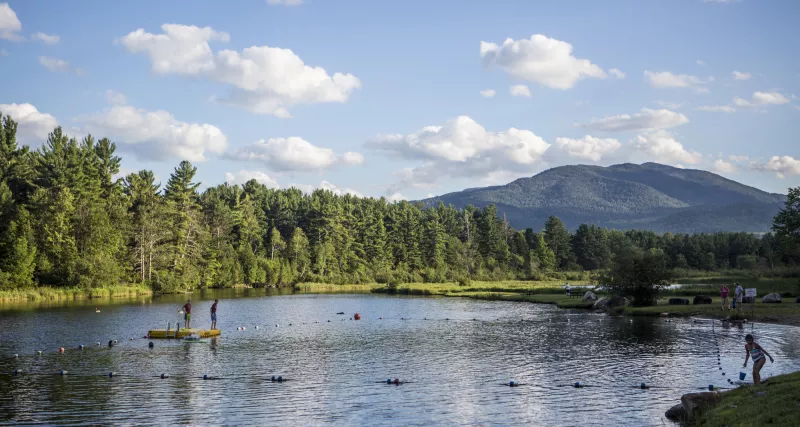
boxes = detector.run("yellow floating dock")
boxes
[148,328,221,339]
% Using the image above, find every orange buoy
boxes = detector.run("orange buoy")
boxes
[354,313,361,320]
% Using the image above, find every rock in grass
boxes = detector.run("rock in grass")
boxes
[693,295,713,305]
[762,293,782,304]
[583,291,597,301]
[665,403,686,421]
[681,392,721,419]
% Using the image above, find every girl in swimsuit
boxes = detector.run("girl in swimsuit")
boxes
[743,334,774,385]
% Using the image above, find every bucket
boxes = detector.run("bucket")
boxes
[739,372,746,381]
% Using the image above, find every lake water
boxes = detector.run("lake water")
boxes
[2,291,800,426]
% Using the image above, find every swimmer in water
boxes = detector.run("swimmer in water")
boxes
[743,334,774,385]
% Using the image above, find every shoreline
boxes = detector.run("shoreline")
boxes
[666,371,800,425]
[0,285,153,303]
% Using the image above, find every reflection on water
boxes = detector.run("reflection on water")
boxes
[1,293,800,426]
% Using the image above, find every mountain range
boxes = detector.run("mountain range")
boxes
[420,163,786,233]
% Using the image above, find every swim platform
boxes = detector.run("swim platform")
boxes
[148,328,221,339]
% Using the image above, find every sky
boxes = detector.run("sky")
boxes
[0,0,798,201]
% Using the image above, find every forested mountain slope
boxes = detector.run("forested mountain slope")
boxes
[422,163,786,232]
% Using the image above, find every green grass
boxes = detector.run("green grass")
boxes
[691,371,800,427]
[456,291,596,308]
[293,282,379,293]
[624,296,800,326]
[669,277,799,297]
[0,284,153,302]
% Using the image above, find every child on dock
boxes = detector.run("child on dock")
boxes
[743,334,774,385]
[211,299,218,330]
[182,299,192,329]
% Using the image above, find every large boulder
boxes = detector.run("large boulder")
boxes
[583,291,597,301]
[762,293,782,303]
[664,403,686,421]
[680,392,721,419]
[593,295,628,310]
[668,298,690,305]
[693,295,713,305]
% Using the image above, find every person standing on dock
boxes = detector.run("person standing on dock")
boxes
[211,299,218,330]
[182,299,192,329]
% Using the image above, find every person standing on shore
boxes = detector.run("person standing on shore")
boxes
[743,334,774,385]
[182,299,192,329]
[720,285,730,310]
[564,282,570,296]
[734,283,744,312]
[210,299,219,330]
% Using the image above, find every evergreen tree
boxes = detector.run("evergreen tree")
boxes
[544,215,574,269]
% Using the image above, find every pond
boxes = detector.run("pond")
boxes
[2,291,800,426]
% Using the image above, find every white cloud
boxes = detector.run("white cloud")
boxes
[39,56,70,72]
[579,108,689,132]
[266,0,303,5]
[0,2,23,41]
[78,105,227,162]
[225,170,280,188]
[479,89,496,98]
[510,84,532,97]
[654,100,682,109]
[31,32,59,45]
[696,60,706,66]
[368,116,550,192]
[120,24,360,117]
[609,68,626,79]
[734,91,790,108]
[712,159,737,173]
[695,105,736,113]
[644,71,712,92]
[0,103,59,145]
[630,130,703,165]
[105,90,127,105]
[732,71,751,81]
[728,155,750,163]
[554,135,621,162]
[227,137,363,172]
[387,193,407,203]
[751,156,800,178]
[290,181,361,197]
[480,34,607,89]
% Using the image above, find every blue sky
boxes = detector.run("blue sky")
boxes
[1,0,798,199]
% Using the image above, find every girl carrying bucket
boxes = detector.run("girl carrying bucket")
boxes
[743,334,774,385]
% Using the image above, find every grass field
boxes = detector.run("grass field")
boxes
[0,284,153,302]
[669,276,799,297]
[625,296,800,326]
[691,370,800,426]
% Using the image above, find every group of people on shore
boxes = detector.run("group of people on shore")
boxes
[718,283,745,311]
[180,298,219,330]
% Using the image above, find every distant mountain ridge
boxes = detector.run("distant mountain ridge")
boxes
[420,163,786,233]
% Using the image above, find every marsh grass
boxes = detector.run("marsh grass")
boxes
[0,284,153,302]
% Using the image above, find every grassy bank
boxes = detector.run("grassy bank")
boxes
[0,284,153,302]
[691,370,800,426]
[670,276,799,297]
[625,296,800,326]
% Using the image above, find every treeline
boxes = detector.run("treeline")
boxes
[0,115,798,292]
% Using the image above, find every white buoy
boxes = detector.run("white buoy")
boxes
[255,326,259,330]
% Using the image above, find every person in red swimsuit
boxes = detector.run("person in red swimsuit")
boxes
[720,285,730,310]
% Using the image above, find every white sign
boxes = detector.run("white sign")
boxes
[745,288,757,298]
